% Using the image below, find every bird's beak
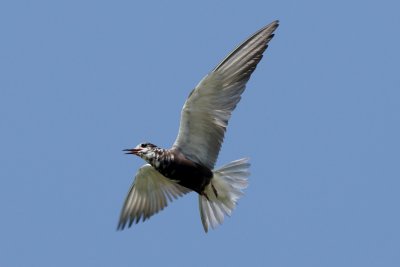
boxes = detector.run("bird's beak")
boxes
[123,148,141,155]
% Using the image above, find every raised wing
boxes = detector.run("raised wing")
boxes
[117,164,191,230]
[172,21,279,169]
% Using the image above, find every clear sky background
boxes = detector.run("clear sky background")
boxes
[1,1,399,266]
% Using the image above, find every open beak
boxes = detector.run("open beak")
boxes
[123,148,141,155]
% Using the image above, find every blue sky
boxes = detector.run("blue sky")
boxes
[1,0,399,266]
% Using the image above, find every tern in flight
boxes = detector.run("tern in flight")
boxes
[118,20,279,232]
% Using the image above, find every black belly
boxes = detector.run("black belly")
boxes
[156,161,213,194]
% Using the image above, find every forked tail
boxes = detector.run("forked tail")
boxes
[199,158,250,232]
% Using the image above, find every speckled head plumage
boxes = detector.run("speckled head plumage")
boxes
[123,142,159,161]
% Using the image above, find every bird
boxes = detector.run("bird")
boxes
[118,20,279,232]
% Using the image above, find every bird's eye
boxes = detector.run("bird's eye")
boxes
[141,143,146,148]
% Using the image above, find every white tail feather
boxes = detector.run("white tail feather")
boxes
[199,158,250,232]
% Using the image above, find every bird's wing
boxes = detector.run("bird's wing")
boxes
[117,164,191,230]
[172,21,279,169]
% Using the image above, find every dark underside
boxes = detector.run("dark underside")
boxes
[155,154,213,194]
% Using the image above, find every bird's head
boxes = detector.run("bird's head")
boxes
[124,142,158,162]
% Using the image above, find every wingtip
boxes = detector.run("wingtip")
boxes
[265,20,279,32]
[268,20,280,31]
[116,220,126,231]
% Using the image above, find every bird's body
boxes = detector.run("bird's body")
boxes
[118,20,279,232]
[140,145,213,193]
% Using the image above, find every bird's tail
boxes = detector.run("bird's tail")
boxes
[198,158,250,232]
